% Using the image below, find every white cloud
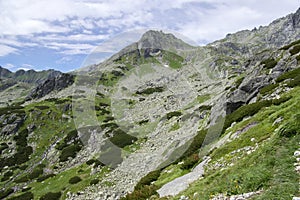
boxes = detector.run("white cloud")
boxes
[0,0,298,58]
[0,44,18,57]
[3,63,15,69]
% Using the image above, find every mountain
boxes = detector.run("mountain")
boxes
[1,8,300,200]
[0,68,74,106]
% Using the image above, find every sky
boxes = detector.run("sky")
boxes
[0,0,299,72]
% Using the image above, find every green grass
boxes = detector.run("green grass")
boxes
[169,122,180,132]
[166,86,300,199]
[197,94,211,104]
[28,164,109,199]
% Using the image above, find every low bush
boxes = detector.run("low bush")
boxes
[136,87,164,95]
[69,176,82,184]
[109,129,137,148]
[0,188,14,199]
[28,168,43,180]
[34,105,50,110]
[261,58,277,69]
[280,39,300,50]
[180,129,207,160]
[290,44,300,55]
[121,184,159,200]
[223,97,290,134]
[90,179,99,185]
[180,153,200,170]
[166,111,182,120]
[40,191,62,200]
[1,170,13,181]
[235,76,245,88]
[8,192,34,200]
[37,174,56,182]
[134,170,161,190]
[276,68,300,83]
[59,143,82,162]
[259,83,279,95]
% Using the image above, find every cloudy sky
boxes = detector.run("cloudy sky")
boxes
[0,0,298,72]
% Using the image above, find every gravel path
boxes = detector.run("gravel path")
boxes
[157,156,211,197]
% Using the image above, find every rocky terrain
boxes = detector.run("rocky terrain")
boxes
[0,8,300,200]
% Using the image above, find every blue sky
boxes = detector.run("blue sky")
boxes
[0,0,299,72]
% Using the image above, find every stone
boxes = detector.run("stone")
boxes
[294,151,300,157]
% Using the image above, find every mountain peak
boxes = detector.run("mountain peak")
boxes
[137,30,194,51]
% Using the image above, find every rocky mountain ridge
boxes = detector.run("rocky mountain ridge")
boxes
[0,8,300,200]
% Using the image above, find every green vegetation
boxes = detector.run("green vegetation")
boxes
[169,122,180,131]
[136,86,164,95]
[0,188,14,199]
[69,176,82,184]
[37,174,56,182]
[234,76,245,88]
[135,170,161,190]
[59,143,82,162]
[276,67,300,83]
[166,111,182,120]
[280,39,300,50]
[8,192,34,200]
[171,86,300,199]
[121,170,161,200]
[289,44,300,55]
[161,50,184,69]
[223,96,291,134]
[197,94,211,104]
[40,192,62,200]
[109,129,138,148]
[259,83,279,95]
[261,58,277,69]
[90,179,99,185]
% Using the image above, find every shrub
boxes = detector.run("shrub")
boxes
[0,188,14,199]
[90,179,99,185]
[286,75,300,88]
[1,170,13,181]
[276,68,300,83]
[59,143,82,162]
[0,142,8,154]
[223,97,290,134]
[280,39,300,50]
[14,175,29,183]
[259,83,279,95]
[180,153,200,170]
[290,44,300,55]
[8,192,34,200]
[109,129,137,148]
[69,176,82,184]
[40,192,62,200]
[86,159,96,165]
[179,129,207,161]
[296,55,300,63]
[261,58,277,69]
[121,185,159,200]
[37,174,56,182]
[235,76,245,88]
[28,168,43,179]
[166,111,182,120]
[136,87,164,95]
[134,170,161,190]
[34,105,50,110]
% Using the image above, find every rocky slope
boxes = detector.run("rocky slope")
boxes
[0,8,300,200]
